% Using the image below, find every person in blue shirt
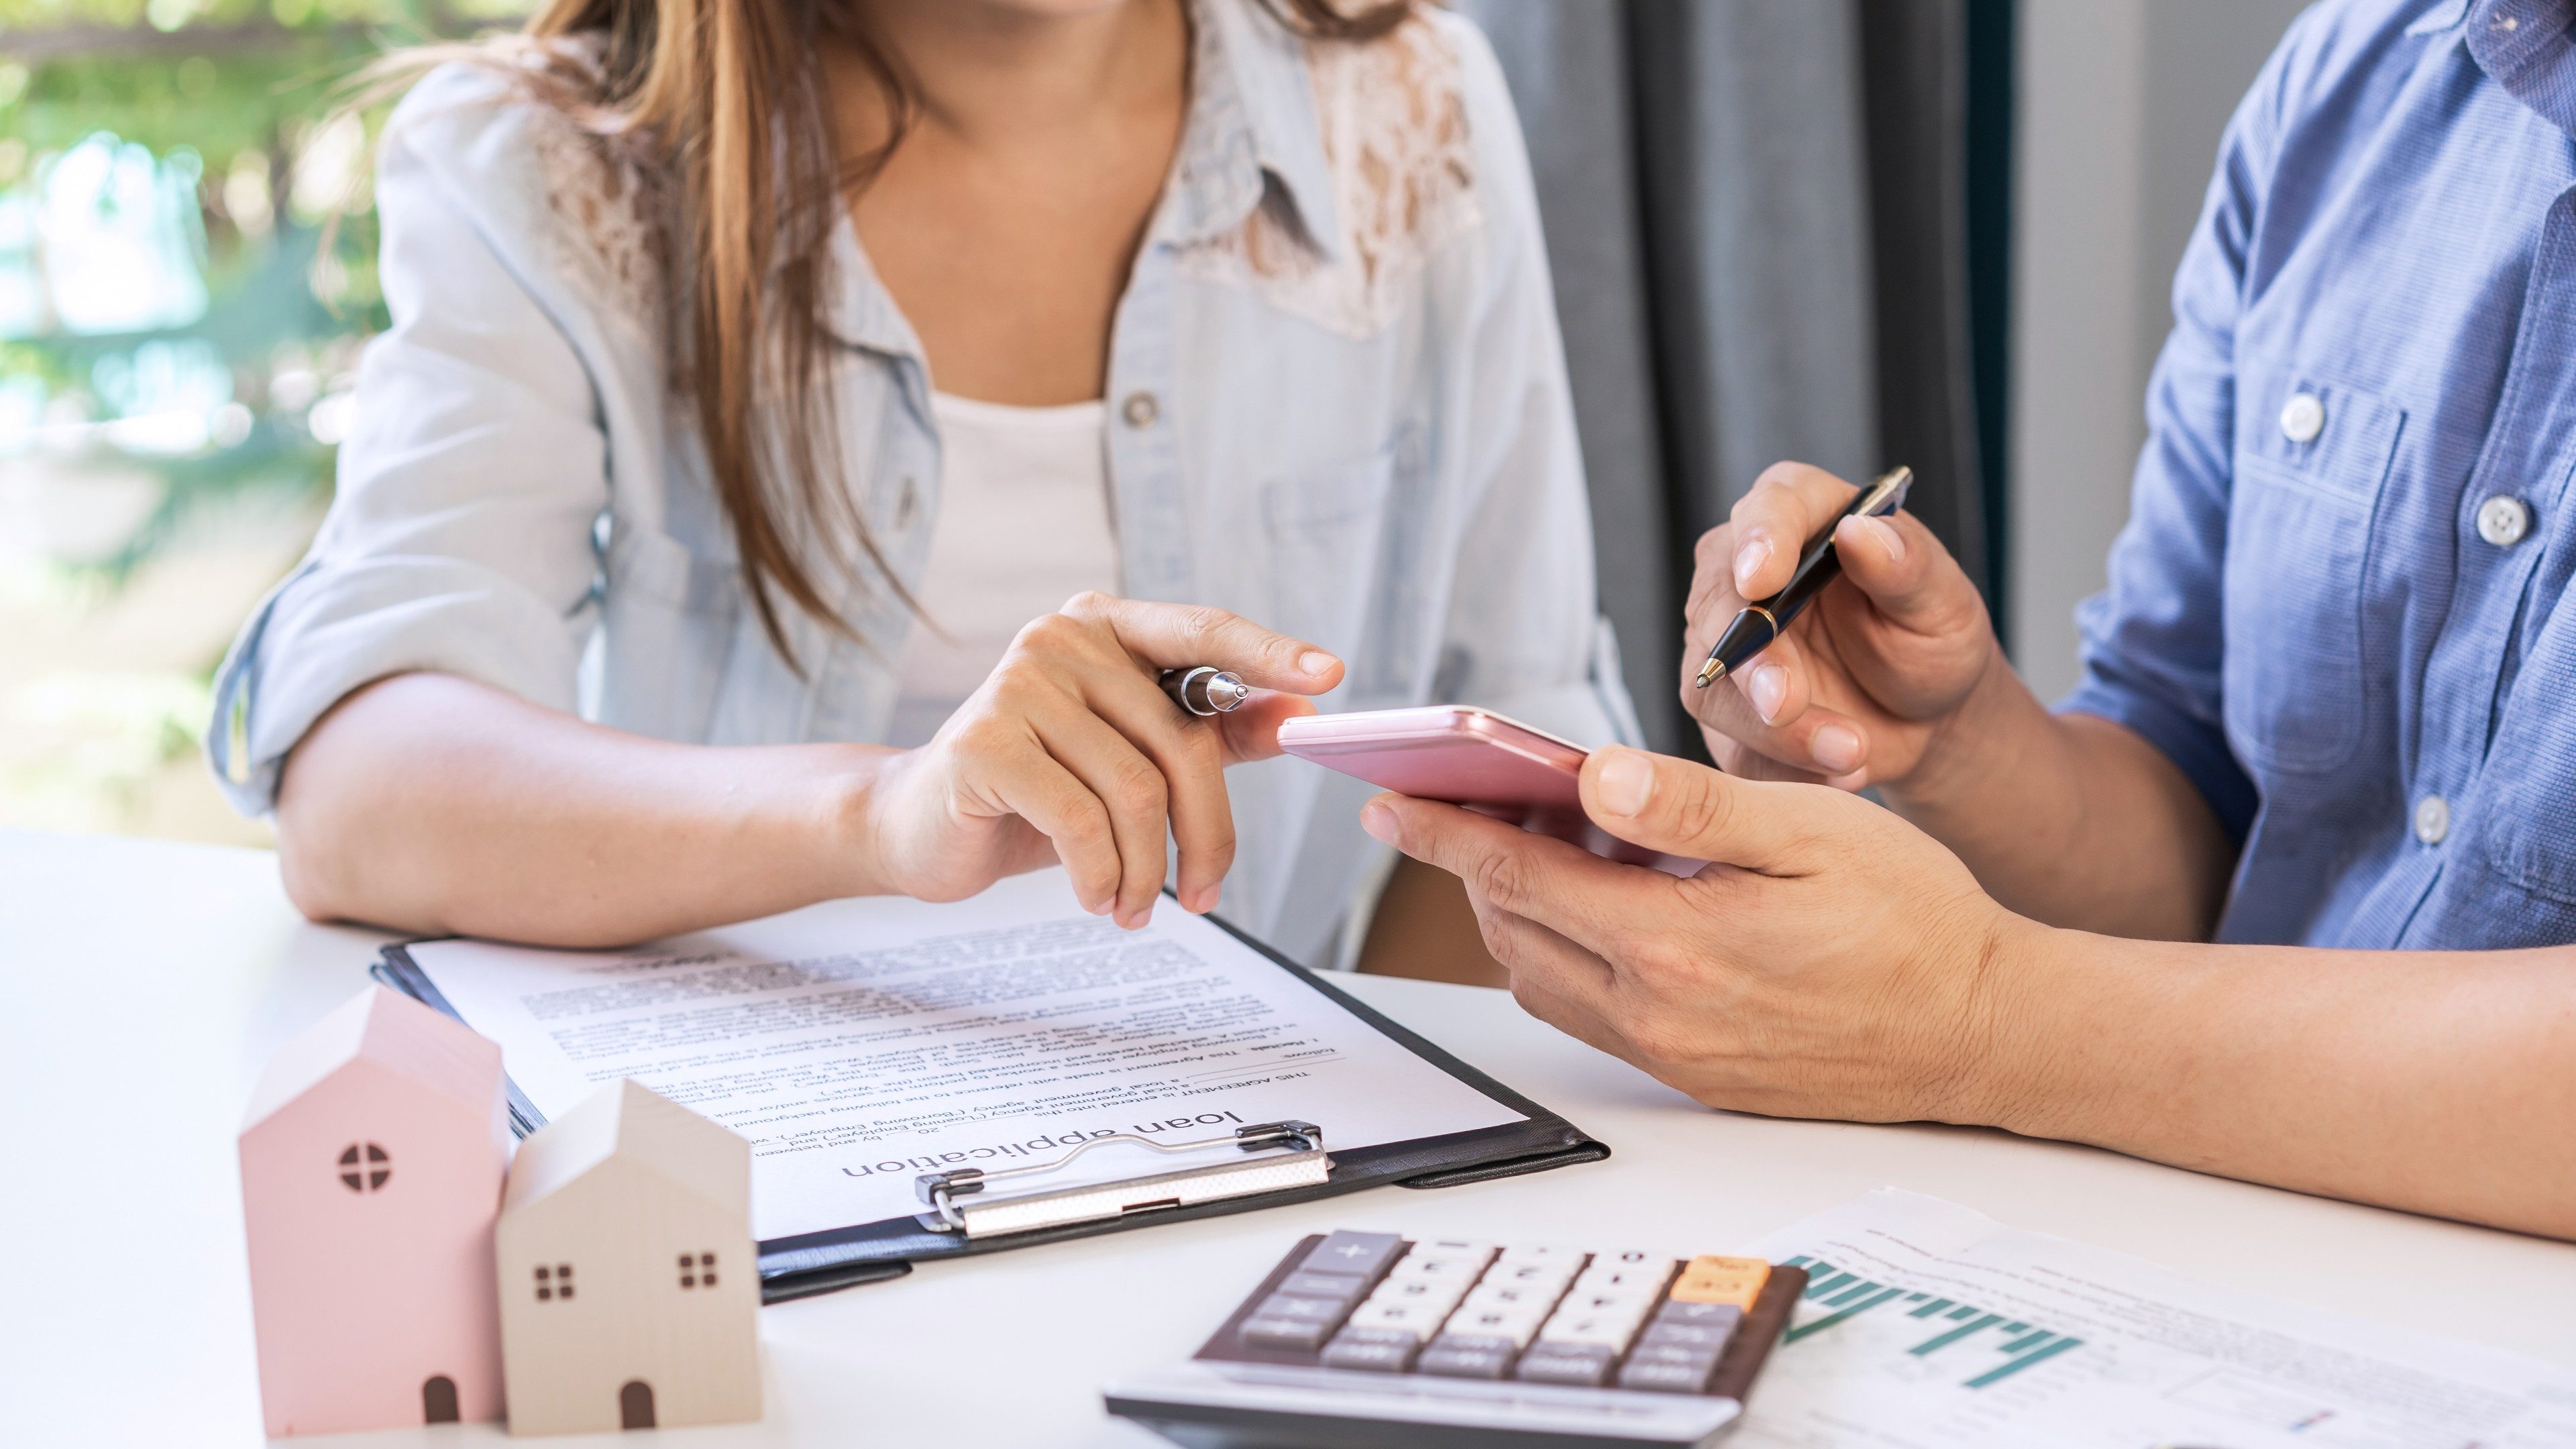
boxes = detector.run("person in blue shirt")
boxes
[1358,0,2576,1240]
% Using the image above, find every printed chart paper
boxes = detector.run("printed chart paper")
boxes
[1737,1189,2576,1448]
[405,870,1524,1240]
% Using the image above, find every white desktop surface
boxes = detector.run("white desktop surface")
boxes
[5,828,2573,1448]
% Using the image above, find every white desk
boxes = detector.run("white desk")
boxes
[5,829,2573,1447]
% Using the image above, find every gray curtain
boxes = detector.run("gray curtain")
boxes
[1458,0,1990,756]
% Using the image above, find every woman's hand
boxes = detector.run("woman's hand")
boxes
[1685,462,2001,791]
[856,592,1343,927]
[1360,745,2035,1125]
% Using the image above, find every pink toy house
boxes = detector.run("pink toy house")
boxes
[239,985,510,1436]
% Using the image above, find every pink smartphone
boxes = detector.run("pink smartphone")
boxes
[1277,706,1703,876]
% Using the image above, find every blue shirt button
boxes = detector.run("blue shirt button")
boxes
[2414,794,2451,846]
[2476,494,2530,547]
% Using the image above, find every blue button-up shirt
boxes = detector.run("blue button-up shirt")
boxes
[2067,0,2576,947]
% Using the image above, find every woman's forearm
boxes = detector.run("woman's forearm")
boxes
[1986,924,2576,1240]
[274,674,896,945]
[1886,659,2235,940]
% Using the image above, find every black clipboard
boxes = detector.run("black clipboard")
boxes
[371,900,1609,1303]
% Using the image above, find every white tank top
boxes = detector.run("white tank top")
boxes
[885,392,1124,749]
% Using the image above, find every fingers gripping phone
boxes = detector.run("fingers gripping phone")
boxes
[1277,707,1705,877]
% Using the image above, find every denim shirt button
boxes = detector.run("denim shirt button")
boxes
[2414,794,2452,846]
[2279,392,2326,444]
[1120,391,1161,429]
[2476,494,2530,547]
[895,476,920,529]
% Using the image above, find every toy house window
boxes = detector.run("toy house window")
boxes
[678,1252,718,1289]
[535,1264,575,1302]
[337,1142,391,1193]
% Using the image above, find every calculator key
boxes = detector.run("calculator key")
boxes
[1497,1244,1591,1269]
[1347,1298,1446,1338]
[1301,1231,1405,1281]
[1240,1313,1335,1352]
[1488,1260,1581,1290]
[1653,1299,1745,1329]
[1618,1344,1723,1394]
[1670,1254,1770,1308]
[1460,1281,1566,1316]
[1388,1253,1493,1288]
[1320,1326,1423,1373]
[1407,1238,1499,1266]
[1513,1342,1617,1387]
[1443,1302,1548,1348]
[1576,1260,1677,1297]
[1556,1287,1656,1320]
[1278,1269,1368,1303]
[1370,1278,1469,1318]
[1534,1311,1642,1348]
[1252,1293,1349,1326]
[1637,1318,1735,1353]
[1416,1333,1518,1380]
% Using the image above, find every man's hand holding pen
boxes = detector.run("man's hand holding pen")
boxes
[1682,462,2001,793]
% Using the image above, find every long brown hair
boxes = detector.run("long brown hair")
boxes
[411,0,1409,664]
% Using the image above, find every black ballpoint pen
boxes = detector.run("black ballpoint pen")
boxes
[1693,466,1914,689]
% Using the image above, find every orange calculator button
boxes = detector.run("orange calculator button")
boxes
[1668,1255,1770,1307]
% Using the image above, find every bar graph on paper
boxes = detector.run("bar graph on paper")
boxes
[1776,1254,2086,1390]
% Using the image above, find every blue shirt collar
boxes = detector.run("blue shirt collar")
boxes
[2462,0,2576,135]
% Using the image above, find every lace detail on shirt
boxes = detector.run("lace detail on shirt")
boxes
[518,44,674,352]
[1181,15,1483,338]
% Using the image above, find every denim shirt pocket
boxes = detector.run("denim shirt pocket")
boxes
[2221,372,2405,775]
[2477,576,2576,906]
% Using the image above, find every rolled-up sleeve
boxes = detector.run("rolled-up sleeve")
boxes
[1432,19,1641,753]
[207,74,611,816]
[2054,25,2308,845]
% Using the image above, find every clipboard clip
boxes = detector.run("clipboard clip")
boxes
[916,1120,1330,1239]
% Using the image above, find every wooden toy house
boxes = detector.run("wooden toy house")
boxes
[496,1079,760,1434]
[238,985,509,1436]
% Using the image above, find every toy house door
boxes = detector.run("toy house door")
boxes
[619,1380,655,1430]
[422,1375,458,1424]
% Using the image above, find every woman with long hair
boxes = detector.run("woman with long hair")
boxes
[209,0,1635,972]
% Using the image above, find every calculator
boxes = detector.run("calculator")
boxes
[1104,1231,1807,1448]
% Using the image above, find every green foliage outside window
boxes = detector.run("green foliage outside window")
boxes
[1,0,530,838]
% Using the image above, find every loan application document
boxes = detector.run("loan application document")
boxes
[405,869,1524,1240]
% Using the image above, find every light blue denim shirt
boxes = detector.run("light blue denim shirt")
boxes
[208,1,1638,965]
[2065,0,2576,947]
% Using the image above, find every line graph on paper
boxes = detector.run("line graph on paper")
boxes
[1774,1254,2090,1391]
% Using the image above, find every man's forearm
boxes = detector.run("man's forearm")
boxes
[276,674,898,945]
[1884,660,2233,939]
[1982,923,2576,1240]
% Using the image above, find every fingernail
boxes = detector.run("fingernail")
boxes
[1811,723,1864,775]
[1746,663,1788,724]
[1597,749,1654,817]
[1860,515,1904,562]
[1299,650,1337,678]
[1189,883,1220,913]
[1733,537,1772,593]
[1360,798,1397,843]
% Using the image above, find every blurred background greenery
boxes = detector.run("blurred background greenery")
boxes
[0,0,527,843]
